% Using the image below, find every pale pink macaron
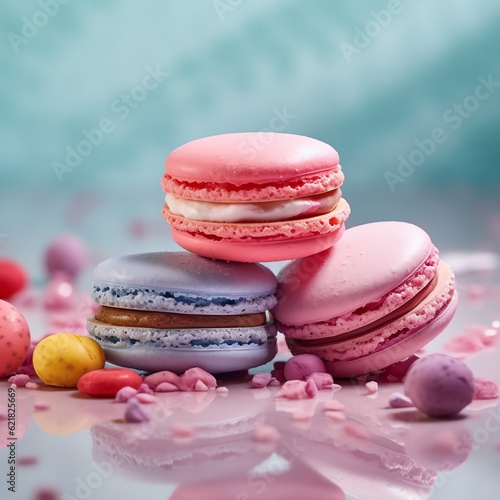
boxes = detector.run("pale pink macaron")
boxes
[273,222,457,378]
[161,133,350,262]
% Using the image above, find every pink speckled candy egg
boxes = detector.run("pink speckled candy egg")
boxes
[404,354,474,417]
[0,300,31,378]
[44,235,88,281]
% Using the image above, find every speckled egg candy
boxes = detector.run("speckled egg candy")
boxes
[0,299,31,378]
[33,333,105,387]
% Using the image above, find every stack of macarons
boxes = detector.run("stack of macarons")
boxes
[87,132,456,376]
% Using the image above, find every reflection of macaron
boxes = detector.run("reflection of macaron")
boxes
[87,252,278,373]
[161,133,350,262]
[273,222,457,378]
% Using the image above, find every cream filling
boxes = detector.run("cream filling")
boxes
[165,190,341,223]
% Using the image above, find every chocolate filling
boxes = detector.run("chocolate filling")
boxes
[95,306,267,329]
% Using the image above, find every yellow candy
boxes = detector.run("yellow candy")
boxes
[33,333,105,387]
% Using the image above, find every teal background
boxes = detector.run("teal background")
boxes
[1,0,499,278]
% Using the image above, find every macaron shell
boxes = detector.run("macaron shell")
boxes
[164,132,339,184]
[170,223,346,263]
[324,291,458,378]
[273,221,434,326]
[97,340,277,373]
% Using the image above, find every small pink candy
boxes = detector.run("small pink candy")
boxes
[34,403,50,411]
[277,380,309,400]
[45,234,88,281]
[253,424,280,443]
[35,487,59,500]
[306,372,334,390]
[170,423,194,439]
[155,382,179,393]
[179,367,217,391]
[135,393,158,404]
[324,399,345,411]
[473,378,499,400]
[25,382,39,390]
[216,386,229,394]
[8,374,30,387]
[18,456,38,466]
[268,378,281,386]
[365,381,378,394]
[143,370,181,390]
[251,373,272,388]
[124,398,150,423]
[284,354,326,381]
[43,274,76,311]
[305,378,318,398]
[115,386,138,402]
[137,383,154,395]
[389,392,414,408]
[195,380,209,392]
[331,383,342,393]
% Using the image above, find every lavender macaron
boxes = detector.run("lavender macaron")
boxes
[87,252,277,373]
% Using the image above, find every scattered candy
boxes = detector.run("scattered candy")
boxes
[331,384,342,393]
[365,381,378,394]
[305,378,318,398]
[178,367,217,391]
[77,368,143,397]
[389,392,414,408]
[306,372,334,390]
[277,380,310,400]
[323,399,345,412]
[124,398,151,423]
[43,275,76,311]
[404,354,475,417]
[268,378,281,386]
[284,354,326,381]
[33,334,105,387]
[170,423,195,439]
[253,424,280,443]
[251,373,273,388]
[25,382,39,390]
[155,382,179,392]
[115,386,139,403]
[137,383,154,395]
[0,259,28,300]
[215,386,229,394]
[444,325,498,358]
[143,370,181,390]
[473,378,499,400]
[8,374,31,387]
[44,234,88,281]
[0,299,31,378]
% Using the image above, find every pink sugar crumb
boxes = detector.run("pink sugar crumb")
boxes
[268,378,281,386]
[115,386,138,402]
[170,423,194,439]
[253,424,280,443]
[444,324,498,358]
[215,386,229,394]
[18,455,38,466]
[143,370,181,390]
[389,392,413,408]
[277,380,310,400]
[135,393,159,404]
[155,382,180,393]
[365,381,378,394]
[332,383,342,392]
[34,403,50,411]
[124,399,151,423]
[434,430,461,453]
[473,378,499,400]
[306,372,334,390]
[325,410,346,422]
[25,382,39,390]
[8,374,30,387]
[305,378,318,398]
[251,373,273,388]
[195,380,209,392]
[34,487,60,500]
[323,399,345,411]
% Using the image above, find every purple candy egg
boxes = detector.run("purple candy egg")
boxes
[404,354,474,417]
[45,235,88,281]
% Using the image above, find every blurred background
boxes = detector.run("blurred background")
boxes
[1,0,499,283]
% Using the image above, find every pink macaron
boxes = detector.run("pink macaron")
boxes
[161,133,350,262]
[273,221,457,378]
